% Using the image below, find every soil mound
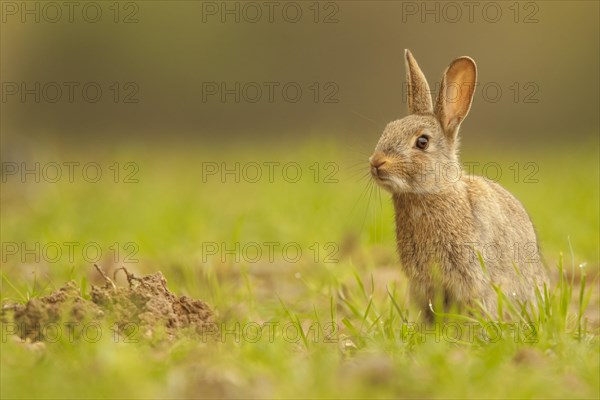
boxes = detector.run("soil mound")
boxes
[7,266,214,342]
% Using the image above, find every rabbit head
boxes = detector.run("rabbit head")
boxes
[370,50,477,194]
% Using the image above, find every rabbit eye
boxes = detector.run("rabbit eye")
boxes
[416,135,429,150]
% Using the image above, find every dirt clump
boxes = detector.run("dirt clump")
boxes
[11,281,103,341]
[6,266,214,342]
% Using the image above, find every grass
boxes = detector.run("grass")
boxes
[1,134,598,399]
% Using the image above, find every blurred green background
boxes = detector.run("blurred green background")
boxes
[1,0,598,267]
[1,0,598,141]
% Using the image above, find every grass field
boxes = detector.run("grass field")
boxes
[1,134,599,399]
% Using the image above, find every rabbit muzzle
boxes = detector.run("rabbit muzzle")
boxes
[369,151,389,179]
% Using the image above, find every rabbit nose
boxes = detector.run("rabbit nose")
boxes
[369,152,387,176]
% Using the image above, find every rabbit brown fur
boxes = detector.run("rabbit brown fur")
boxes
[370,50,549,318]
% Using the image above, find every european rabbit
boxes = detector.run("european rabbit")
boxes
[369,50,549,318]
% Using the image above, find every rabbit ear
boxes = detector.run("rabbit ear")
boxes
[405,50,433,114]
[435,57,477,138]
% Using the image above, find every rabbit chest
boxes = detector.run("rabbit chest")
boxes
[392,191,479,286]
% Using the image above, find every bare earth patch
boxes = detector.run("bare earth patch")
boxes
[6,266,214,342]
